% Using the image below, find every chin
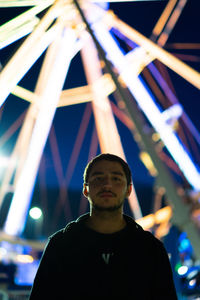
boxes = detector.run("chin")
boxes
[93,203,123,212]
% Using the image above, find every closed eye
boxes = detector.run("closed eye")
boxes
[93,176,104,183]
[112,177,122,182]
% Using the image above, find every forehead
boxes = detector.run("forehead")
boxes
[89,160,126,177]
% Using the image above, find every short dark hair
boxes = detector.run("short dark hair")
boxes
[83,153,132,186]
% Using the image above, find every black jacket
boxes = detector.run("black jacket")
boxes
[29,213,178,299]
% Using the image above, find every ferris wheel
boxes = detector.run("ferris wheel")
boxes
[0,0,200,261]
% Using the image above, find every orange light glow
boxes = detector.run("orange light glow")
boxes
[136,214,155,230]
[155,206,172,224]
[152,0,177,38]
[16,254,34,263]
[136,206,172,231]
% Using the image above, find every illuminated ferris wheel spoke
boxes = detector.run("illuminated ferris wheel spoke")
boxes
[81,31,142,218]
[0,0,53,7]
[105,11,200,89]
[4,23,78,235]
[0,2,63,107]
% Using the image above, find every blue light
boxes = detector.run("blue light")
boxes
[14,259,39,286]
[179,239,191,252]
[178,232,193,255]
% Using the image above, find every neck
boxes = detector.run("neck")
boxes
[86,208,126,234]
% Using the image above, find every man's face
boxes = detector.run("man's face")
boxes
[83,160,132,212]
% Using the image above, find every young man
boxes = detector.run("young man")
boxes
[29,153,178,299]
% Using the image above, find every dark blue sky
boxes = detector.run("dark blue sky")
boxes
[0,1,200,229]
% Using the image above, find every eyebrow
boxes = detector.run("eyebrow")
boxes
[90,171,124,177]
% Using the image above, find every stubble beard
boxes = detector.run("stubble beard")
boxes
[92,199,124,212]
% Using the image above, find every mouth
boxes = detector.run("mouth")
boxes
[99,192,114,197]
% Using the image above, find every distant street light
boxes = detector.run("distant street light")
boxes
[29,207,43,239]
[29,207,42,220]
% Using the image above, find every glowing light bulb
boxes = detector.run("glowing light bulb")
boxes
[29,207,42,220]
[177,265,188,276]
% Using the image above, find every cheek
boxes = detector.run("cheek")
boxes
[119,183,128,192]
[86,187,97,199]
[115,186,128,197]
[123,188,131,199]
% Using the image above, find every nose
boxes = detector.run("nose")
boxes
[102,176,112,188]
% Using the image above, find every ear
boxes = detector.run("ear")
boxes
[126,184,132,197]
[83,184,89,197]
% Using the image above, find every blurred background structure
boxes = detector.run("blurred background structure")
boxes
[0,0,200,299]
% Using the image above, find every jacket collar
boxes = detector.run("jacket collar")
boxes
[76,213,143,231]
[64,212,143,233]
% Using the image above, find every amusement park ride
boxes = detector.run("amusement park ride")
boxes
[0,0,200,279]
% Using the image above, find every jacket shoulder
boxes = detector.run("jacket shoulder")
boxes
[124,214,164,247]
[49,213,90,242]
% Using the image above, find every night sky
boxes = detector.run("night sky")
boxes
[0,0,200,237]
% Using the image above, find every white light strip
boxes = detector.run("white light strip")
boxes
[0,24,59,108]
[0,0,53,7]
[0,1,63,108]
[93,22,200,190]
[0,2,52,34]
[161,104,183,123]
[4,28,77,236]
[0,18,39,50]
